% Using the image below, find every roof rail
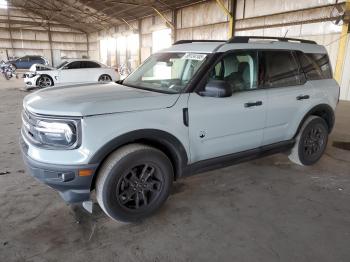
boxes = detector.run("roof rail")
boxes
[173,40,226,45]
[227,36,317,44]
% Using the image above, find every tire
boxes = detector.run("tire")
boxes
[98,74,112,82]
[288,116,328,166]
[10,64,16,70]
[37,75,53,88]
[96,144,173,222]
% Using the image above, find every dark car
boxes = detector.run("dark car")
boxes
[8,55,49,69]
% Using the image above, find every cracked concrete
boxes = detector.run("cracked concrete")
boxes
[0,77,350,262]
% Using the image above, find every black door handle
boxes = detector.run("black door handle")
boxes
[296,95,310,100]
[244,101,263,108]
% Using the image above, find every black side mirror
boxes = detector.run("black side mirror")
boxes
[199,79,232,98]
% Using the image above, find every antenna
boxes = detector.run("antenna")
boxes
[283,29,289,39]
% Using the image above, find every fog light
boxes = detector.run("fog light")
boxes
[60,172,75,182]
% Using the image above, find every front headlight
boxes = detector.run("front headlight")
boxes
[22,111,81,149]
[35,120,77,148]
[25,73,36,78]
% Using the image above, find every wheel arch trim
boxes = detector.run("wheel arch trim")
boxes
[294,103,335,138]
[89,129,189,179]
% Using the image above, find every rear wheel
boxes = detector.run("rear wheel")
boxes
[98,74,112,82]
[288,116,328,166]
[96,144,173,222]
[37,75,53,88]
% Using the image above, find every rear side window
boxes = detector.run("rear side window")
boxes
[297,52,332,80]
[82,61,101,68]
[261,51,301,88]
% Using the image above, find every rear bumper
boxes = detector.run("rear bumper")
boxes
[20,138,98,203]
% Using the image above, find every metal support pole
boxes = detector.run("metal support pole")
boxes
[216,0,235,38]
[47,22,54,66]
[172,9,177,43]
[138,19,142,65]
[334,0,350,83]
[6,8,14,56]
[86,33,90,59]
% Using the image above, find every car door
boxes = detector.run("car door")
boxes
[16,56,29,69]
[81,61,102,82]
[261,50,316,146]
[188,50,267,163]
[58,61,89,84]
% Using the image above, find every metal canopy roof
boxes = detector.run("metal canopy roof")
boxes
[8,0,206,33]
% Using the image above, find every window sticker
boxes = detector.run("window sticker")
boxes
[182,53,207,61]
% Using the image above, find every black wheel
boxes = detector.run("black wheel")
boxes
[10,64,16,70]
[289,116,328,166]
[98,74,112,82]
[96,144,173,222]
[37,75,53,88]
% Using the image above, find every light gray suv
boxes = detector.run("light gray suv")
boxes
[20,36,340,222]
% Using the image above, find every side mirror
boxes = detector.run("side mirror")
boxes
[199,79,232,98]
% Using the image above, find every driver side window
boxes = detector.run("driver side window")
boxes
[66,61,81,69]
[209,51,258,92]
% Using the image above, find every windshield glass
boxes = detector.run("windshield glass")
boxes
[56,61,68,69]
[123,52,208,93]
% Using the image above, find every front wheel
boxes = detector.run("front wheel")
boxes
[96,144,173,222]
[37,75,53,88]
[288,116,328,166]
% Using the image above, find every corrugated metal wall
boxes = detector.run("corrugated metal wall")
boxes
[0,8,88,66]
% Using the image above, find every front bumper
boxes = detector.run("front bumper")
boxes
[20,138,98,203]
[23,77,36,87]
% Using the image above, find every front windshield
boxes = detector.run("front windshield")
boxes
[56,61,68,69]
[123,52,208,93]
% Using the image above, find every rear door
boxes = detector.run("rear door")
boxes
[188,50,267,163]
[81,61,102,82]
[261,50,315,145]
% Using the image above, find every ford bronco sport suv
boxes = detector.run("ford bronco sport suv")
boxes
[20,36,340,222]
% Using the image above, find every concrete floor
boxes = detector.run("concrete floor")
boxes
[0,76,350,262]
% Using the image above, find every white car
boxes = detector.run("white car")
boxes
[23,59,119,88]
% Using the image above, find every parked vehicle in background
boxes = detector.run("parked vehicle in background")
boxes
[8,55,49,69]
[0,60,16,80]
[23,59,119,88]
[20,36,340,223]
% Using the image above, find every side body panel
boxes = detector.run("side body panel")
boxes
[263,82,316,145]
[188,91,267,163]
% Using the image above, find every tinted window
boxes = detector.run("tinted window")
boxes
[19,56,29,62]
[209,51,258,92]
[261,51,302,88]
[67,61,81,69]
[297,52,332,80]
[81,61,101,68]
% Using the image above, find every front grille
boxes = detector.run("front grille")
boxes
[21,110,41,145]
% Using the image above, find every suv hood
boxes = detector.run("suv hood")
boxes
[24,82,180,117]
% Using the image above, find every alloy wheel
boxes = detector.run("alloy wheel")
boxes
[38,76,52,88]
[303,126,325,156]
[117,163,163,210]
